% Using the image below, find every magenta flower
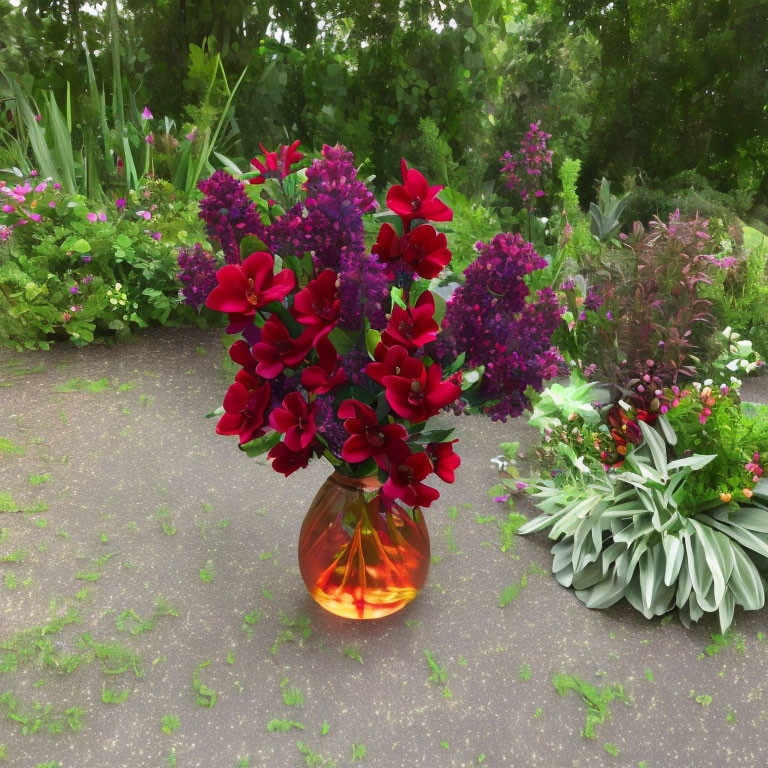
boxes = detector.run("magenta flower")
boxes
[115,198,126,210]
[145,133,154,145]
[86,212,98,223]
[137,211,151,221]
[186,128,197,142]
[70,285,79,294]
[34,115,41,123]
[34,183,47,193]
[141,106,153,120]
[1,205,13,213]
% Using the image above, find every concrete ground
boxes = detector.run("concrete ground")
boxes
[1,327,768,768]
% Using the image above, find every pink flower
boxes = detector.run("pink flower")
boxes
[141,106,153,120]
[34,183,47,193]
[34,115,41,123]
[186,128,197,142]
[115,198,126,209]
[86,212,98,223]
[152,232,161,241]
[145,133,154,145]
[137,211,151,221]
[1,205,13,213]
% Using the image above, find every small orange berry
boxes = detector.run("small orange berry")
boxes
[720,492,731,503]
[743,488,754,499]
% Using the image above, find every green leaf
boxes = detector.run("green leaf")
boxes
[328,327,357,356]
[444,352,466,376]
[240,235,269,259]
[71,238,91,254]
[638,421,668,480]
[409,428,456,445]
[115,234,132,249]
[391,285,406,310]
[239,432,281,458]
[431,291,447,325]
[366,328,381,358]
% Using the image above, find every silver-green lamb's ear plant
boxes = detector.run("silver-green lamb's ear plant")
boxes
[520,420,768,631]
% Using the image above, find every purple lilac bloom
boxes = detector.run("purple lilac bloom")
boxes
[439,233,563,422]
[198,171,268,265]
[313,395,347,458]
[177,243,220,308]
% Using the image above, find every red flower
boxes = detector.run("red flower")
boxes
[338,399,409,467]
[248,140,304,184]
[371,223,401,263]
[279,140,304,176]
[251,317,317,378]
[205,251,295,316]
[366,343,421,385]
[228,339,259,377]
[382,443,439,508]
[216,372,271,445]
[401,225,452,279]
[383,361,461,423]
[381,291,439,350]
[268,392,317,452]
[291,269,340,328]
[268,441,318,477]
[385,159,453,230]
[301,336,347,394]
[427,440,461,483]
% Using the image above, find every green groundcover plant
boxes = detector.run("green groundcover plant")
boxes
[0,171,213,349]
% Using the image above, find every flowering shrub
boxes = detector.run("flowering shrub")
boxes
[205,146,466,509]
[557,210,732,387]
[438,233,563,421]
[0,173,210,349]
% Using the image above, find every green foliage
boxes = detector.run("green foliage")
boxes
[102,685,129,704]
[589,178,628,242]
[192,661,218,708]
[161,714,180,734]
[266,718,305,732]
[0,177,213,350]
[116,597,179,635]
[343,646,363,664]
[0,690,85,735]
[297,740,337,767]
[410,118,454,187]
[552,672,629,739]
[280,679,303,707]
[424,650,447,685]
[351,744,367,762]
[704,227,768,358]
[499,563,546,607]
[437,187,501,273]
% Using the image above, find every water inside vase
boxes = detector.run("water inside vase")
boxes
[298,474,431,619]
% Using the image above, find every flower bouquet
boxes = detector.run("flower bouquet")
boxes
[203,145,466,619]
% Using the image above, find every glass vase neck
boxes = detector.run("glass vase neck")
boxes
[330,471,381,492]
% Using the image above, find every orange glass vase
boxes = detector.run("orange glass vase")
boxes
[298,472,431,620]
